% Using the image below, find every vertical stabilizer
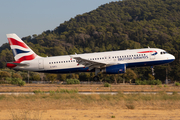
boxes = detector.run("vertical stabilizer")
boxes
[6,33,39,63]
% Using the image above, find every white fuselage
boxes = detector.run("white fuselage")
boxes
[15,48,175,73]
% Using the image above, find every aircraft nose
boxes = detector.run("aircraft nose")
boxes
[170,54,175,61]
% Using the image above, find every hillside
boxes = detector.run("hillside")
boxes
[0,0,180,81]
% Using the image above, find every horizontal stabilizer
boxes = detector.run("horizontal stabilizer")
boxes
[6,62,29,68]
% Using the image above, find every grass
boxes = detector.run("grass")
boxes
[126,104,135,109]
[111,116,115,118]
[2,92,180,102]
[1,92,180,107]
[1,84,180,93]
[9,109,43,120]
[1,92,180,119]
[0,95,5,100]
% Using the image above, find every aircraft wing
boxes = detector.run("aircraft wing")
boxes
[70,56,120,71]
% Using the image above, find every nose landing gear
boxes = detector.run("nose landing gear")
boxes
[151,66,155,76]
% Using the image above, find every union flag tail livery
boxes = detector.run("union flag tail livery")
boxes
[6,33,40,69]
[6,33,175,81]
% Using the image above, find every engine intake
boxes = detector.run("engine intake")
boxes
[102,64,126,74]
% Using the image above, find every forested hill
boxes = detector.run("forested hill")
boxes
[0,0,180,80]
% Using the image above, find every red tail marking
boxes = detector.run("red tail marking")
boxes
[8,38,29,49]
[16,54,37,63]
[6,63,17,68]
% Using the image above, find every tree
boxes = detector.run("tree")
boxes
[46,74,57,83]
[122,69,137,83]
[0,71,11,80]
[12,73,22,79]
[32,74,41,81]
[148,73,155,80]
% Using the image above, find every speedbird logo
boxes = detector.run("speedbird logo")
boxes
[138,50,157,56]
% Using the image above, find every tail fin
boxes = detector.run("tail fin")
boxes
[6,33,39,63]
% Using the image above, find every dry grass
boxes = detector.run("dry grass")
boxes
[0,93,180,119]
[0,84,180,92]
[1,84,180,119]
[0,92,180,110]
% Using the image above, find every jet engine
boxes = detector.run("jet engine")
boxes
[102,64,126,74]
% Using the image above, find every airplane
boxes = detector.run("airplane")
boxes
[6,33,175,81]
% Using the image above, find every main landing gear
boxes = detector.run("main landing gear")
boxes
[93,68,100,81]
[93,76,99,81]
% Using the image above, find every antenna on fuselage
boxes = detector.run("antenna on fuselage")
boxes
[148,46,150,48]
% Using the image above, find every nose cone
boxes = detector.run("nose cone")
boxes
[170,54,175,60]
[168,54,175,63]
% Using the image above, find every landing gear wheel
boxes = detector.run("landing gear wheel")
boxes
[151,66,155,76]
[93,76,99,81]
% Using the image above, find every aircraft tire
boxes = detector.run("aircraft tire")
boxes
[93,76,99,81]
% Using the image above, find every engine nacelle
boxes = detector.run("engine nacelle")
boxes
[102,64,126,74]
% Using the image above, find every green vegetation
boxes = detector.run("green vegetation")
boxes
[66,79,80,84]
[0,0,179,82]
[33,90,45,94]
[175,82,180,86]
[33,89,78,94]
[135,79,162,85]
[104,82,111,87]
[6,77,26,86]
[111,116,115,118]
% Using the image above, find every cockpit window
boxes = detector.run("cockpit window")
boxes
[161,51,167,54]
